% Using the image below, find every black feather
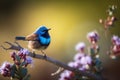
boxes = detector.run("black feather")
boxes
[15,36,26,40]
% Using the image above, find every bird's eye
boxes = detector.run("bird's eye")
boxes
[43,30,47,32]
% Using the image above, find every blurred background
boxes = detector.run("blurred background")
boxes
[0,0,120,80]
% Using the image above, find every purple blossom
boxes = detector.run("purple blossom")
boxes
[74,53,92,65]
[68,61,79,69]
[19,48,30,55]
[74,53,85,61]
[112,35,119,44]
[75,42,85,52]
[70,53,92,71]
[10,49,33,67]
[1,48,32,79]
[64,70,72,78]
[111,35,120,55]
[59,70,73,80]
[74,54,92,71]
[85,56,92,64]
[10,52,16,61]
[25,57,33,64]
[68,62,75,67]
[0,62,12,70]
[60,52,92,79]
[87,31,99,43]
[0,62,12,77]
[79,56,92,70]
[17,48,30,60]
[78,65,88,71]
[111,35,120,45]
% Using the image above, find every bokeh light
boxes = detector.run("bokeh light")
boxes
[0,0,120,80]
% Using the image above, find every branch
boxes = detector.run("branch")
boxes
[1,42,103,80]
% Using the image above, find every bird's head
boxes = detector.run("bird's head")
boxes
[34,26,51,35]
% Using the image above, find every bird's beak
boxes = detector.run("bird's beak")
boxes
[48,28,51,31]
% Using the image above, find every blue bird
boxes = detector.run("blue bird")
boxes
[15,26,51,56]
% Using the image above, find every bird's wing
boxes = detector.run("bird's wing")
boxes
[26,33,38,41]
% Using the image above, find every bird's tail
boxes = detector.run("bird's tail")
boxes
[15,36,26,40]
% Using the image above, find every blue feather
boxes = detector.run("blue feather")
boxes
[39,36,50,46]
[34,26,47,35]
[16,26,51,51]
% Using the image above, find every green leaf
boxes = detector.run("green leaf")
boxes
[95,58,102,66]
[20,61,27,66]
[11,69,15,78]
[11,64,17,78]
[23,74,31,80]
[21,68,28,78]
[90,48,95,56]
[15,55,21,62]
[96,47,100,53]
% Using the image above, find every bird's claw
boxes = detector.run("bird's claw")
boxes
[43,54,46,58]
[41,50,46,58]
[32,51,36,57]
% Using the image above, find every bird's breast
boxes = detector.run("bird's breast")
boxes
[28,41,47,50]
[39,37,50,46]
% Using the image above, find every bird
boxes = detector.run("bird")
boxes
[15,26,51,56]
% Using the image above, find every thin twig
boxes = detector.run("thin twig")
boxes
[1,41,103,80]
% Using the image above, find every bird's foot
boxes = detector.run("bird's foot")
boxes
[32,51,36,57]
[41,50,46,58]
[43,53,47,58]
